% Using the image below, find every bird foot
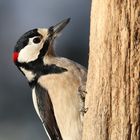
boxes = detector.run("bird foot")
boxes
[78,85,87,101]
[80,107,88,114]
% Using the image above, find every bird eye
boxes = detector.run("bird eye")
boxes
[33,37,41,44]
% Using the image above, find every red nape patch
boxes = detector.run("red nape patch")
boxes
[12,52,19,62]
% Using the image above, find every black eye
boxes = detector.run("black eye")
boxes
[33,37,41,44]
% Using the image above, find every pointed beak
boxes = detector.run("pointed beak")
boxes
[49,18,71,35]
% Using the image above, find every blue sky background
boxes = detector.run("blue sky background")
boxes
[0,0,91,139]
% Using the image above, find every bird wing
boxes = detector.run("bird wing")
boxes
[74,61,87,84]
[65,58,87,86]
[35,83,62,140]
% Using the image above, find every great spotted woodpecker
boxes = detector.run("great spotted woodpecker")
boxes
[13,18,87,140]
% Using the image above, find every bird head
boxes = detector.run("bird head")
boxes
[13,18,70,65]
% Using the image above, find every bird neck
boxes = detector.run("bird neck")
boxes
[46,45,56,56]
[18,56,67,88]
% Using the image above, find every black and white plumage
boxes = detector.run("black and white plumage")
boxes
[13,18,87,140]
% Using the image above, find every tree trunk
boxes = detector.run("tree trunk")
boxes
[82,0,140,140]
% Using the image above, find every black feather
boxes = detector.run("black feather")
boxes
[35,84,63,140]
[14,29,40,52]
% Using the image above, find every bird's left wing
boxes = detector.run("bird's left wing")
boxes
[34,83,62,140]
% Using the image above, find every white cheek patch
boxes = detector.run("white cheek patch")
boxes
[18,28,49,63]
[18,44,42,63]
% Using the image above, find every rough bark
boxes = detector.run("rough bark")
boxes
[82,0,140,140]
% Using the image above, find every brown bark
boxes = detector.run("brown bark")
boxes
[82,0,140,140]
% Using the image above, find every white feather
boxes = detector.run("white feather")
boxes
[20,68,35,81]
[32,88,52,140]
[18,28,49,63]
[32,88,41,119]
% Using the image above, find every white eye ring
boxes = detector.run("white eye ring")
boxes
[32,36,41,44]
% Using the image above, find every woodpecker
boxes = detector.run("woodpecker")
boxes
[13,18,87,140]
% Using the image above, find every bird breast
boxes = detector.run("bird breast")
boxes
[38,71,83,140]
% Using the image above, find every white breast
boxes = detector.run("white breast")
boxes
[38,72,83,140]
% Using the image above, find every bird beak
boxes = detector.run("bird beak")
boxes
[50,18,70,35]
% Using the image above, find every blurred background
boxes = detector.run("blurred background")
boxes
[0,0,91,139]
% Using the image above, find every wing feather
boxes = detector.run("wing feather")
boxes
[35,83,62,140]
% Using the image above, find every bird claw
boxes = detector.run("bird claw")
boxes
[80,107,88,114]
[78,84,87,119]
[78,85,87,100]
